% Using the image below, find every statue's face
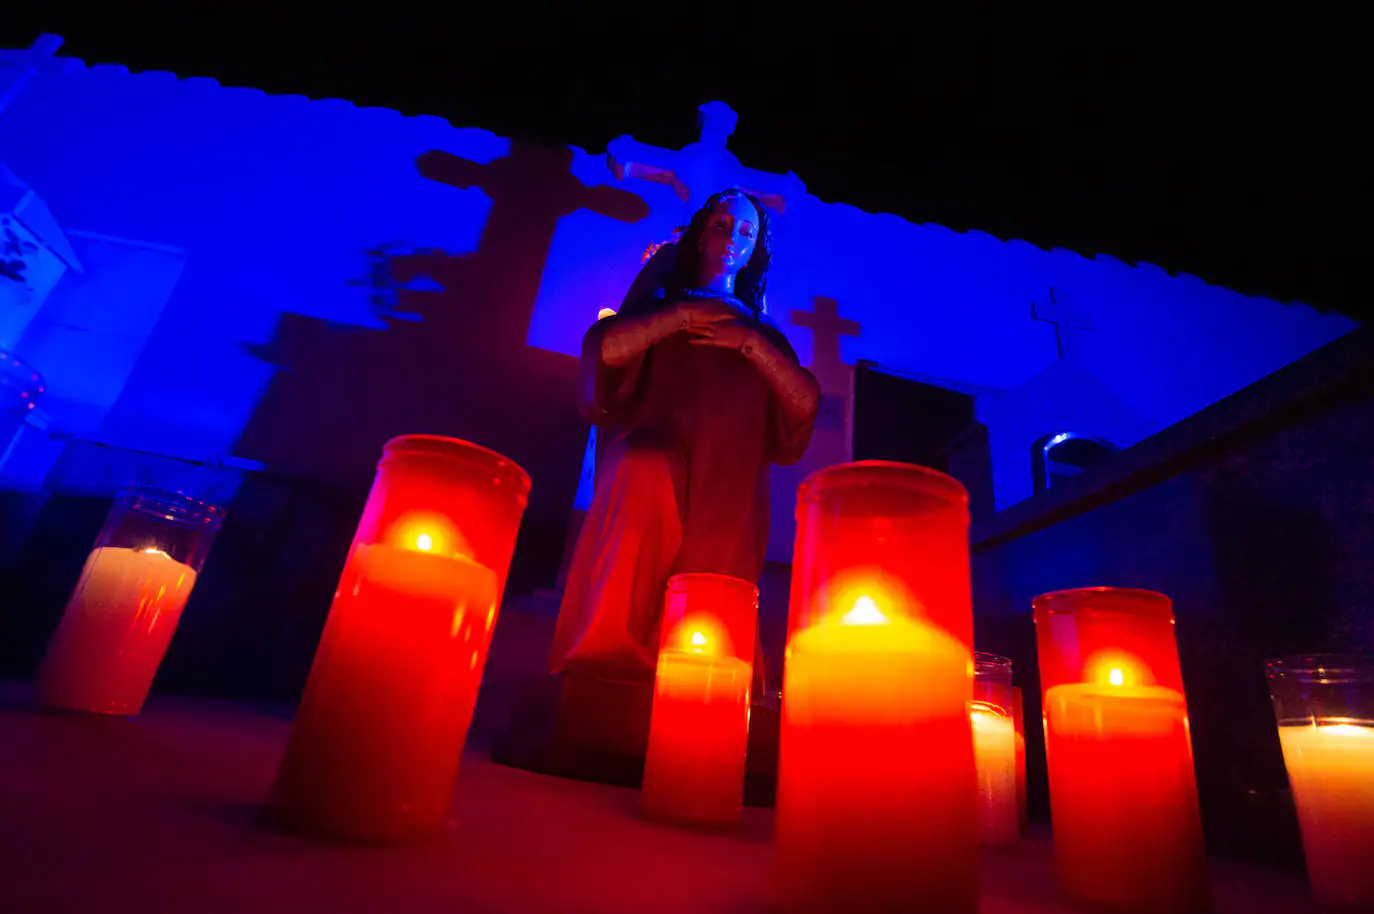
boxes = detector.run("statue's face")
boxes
[698,194,760,278]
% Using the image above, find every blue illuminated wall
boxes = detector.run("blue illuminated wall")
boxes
[0,38,1356,569]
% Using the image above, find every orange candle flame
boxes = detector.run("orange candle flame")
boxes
[841,596,889,626]
[1085,651,1151,688]
[389,512,471,559]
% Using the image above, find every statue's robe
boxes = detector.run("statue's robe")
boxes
[549,244,817,685]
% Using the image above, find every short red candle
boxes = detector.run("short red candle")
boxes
[639,573,757,827]
[777,462,977,913]
[269,436,530,841]
[1034,587,1208,913]
[36,487,224,716]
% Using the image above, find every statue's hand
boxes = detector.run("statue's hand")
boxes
[674,298,737,332]
[686,318,760,354]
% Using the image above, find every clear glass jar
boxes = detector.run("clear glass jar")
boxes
[1267,654,1374,909]
[36,486,225,715]
[0,348,43,456]
[972,652,1018,846]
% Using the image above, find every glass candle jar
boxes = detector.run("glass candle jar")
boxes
[1011,684,1027,834]
[972,652,1018,846]
[1267,654,1374,910]
[640,572,758,827]
[1034,587,1208,913]
[36,486,225,715]
[269,435,530,841]
[777,461,976,913]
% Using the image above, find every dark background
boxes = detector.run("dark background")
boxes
[3,6,1367,320]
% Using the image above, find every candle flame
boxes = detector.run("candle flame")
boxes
[1086,651,1151,688]
[667,616,730,657]
[390,512,470,558]
[142,547,170,558]
[841,596,889,626]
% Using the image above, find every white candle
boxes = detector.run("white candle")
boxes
[37,545,198,715]
[1278,720,1374,908]
[971,701,1018,846]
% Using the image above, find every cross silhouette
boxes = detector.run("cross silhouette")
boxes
[791,296,860,377]
[0,34,63,115]
[416,143,649,342]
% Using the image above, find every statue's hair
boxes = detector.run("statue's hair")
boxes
[673,188,772,316]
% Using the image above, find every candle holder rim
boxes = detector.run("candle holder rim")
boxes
[381,434,532,494]
[1266,653,1374,683]
[796,459,969,506]
[666,570,759,591]
[117,485,227,528]
[1031,586,1172,619]
[0,347,45,388]
[974,651,1013,671]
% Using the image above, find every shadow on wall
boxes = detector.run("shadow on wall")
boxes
[236,140,650,590]
[0,141,657,702]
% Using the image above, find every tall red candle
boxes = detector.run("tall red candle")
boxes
[1034,587,1208,913]
[269,436,530,841]
[639,573,757,827]
[777,462,976,913]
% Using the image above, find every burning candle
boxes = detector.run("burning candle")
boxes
[1268,655,1374,909]
[971,653,1017,846]
[641,573,757,827]
[780,596,973,910]
[36,488,224,716]
[778,459,977,914]
[270,436,529,841]
[1011,684,1027,834]
[1034,588,1208,914]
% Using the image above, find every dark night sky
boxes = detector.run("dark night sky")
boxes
[4,7,1368,320]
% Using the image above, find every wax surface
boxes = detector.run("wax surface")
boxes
[777,604,976,912]
[271,543,498,840]
[37,546,198,715]
[640,650,751,826]
[1043,682,1208,912]
[972,704,1018,846]
[1279,721,1374,908]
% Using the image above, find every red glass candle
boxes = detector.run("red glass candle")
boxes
[639,572,757,827]
[1034,587,1208,913]
[269,436,530,841]
[777,462,976,913]
[36,487,224,716]
[1011,684,1027,835]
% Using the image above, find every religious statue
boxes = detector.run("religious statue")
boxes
[549,189,820,688]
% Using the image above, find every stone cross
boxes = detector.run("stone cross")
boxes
[791,296,860,380]
[791,296,860,435]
